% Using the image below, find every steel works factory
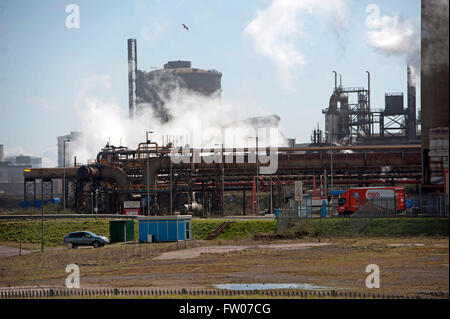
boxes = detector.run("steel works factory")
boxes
[17,1,449,218]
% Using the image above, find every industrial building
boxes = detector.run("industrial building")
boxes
[138,215,192,242]
[21,2,448,214]
[5,155,42,168]
[0,145,34,195]
[23,141,422,215]
[320,66,420,146]
[57,131,83,167]
[128,39,222,121]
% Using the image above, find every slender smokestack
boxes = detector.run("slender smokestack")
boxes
[333,71,337,91]
[128,39,137,119]
[366,71,371,110]
[0,144,4,162]
[407,65,417,139]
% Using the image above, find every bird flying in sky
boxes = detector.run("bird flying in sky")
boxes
[182,24,188,30]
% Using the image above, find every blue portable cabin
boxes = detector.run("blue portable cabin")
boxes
[138,215,192,243]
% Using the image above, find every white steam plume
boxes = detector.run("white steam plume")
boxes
[71,74,288,164]
[365,5,421,85]
[244,0,348,90]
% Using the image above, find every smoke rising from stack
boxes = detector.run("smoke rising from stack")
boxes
[244,0,348,90]
[365,5,421,86]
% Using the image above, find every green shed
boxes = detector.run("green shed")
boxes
[109,220,135,243]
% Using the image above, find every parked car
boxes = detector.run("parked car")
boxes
[63,231,109,249]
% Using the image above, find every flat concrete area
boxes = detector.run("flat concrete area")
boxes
[154,243,331,260]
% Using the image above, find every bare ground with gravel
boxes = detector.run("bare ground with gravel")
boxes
[0,237,448,297]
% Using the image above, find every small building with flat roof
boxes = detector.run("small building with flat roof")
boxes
[138,215,192,242]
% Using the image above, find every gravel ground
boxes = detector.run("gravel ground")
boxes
[154,243,331,260]
[0,245,35,258]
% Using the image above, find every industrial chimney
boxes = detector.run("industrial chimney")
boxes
[407,65,417,139]
[0,144,4,162]
[128,39,137,119]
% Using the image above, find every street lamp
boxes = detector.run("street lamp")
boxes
[249,136,259,215]
[215,143,225,216]
[63,139,71,211]
[146,131,153,216]
[170,148,173,215]
[326,129,334,215]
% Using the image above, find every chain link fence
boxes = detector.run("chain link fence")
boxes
[405,194,449,217]
[275,194,449,235]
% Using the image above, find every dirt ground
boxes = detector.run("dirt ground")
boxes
[0,245,35,258]
[0,237,448,297]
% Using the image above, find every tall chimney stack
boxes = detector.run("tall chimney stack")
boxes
[407,65,417,139]
[128,39,137,119]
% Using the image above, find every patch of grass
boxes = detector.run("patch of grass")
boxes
[0,219,140,247]
[360,218,449,236]
[217,220,277,239]
[0,218,447,248]
[191,220,223,240]
[282,218,449,237]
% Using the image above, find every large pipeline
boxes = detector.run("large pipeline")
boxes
[24,167,79,180]
[77,165,130,190]
[142,151,421,187]
[96,144,421,159]
[25,165,130,192]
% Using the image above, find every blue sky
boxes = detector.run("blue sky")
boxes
[0,0,421,166]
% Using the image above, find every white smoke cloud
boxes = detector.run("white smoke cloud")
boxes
[71,74,288,164]
[365,5,421,85]
[244,0,348,90]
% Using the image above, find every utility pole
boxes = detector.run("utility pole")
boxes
[146,131,153,216]
[249,136,259,215]
[215,143,225,216]
[170,153,173,214]
[222,143,225,216]
[256,136,259,216]
[331,113,334,195]
[147,155,150,216]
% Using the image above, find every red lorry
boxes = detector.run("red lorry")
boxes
[337,186,406,216]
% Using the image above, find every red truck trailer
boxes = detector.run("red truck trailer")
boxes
[337,186,406,216]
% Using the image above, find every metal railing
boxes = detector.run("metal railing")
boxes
[0,286,443,299]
